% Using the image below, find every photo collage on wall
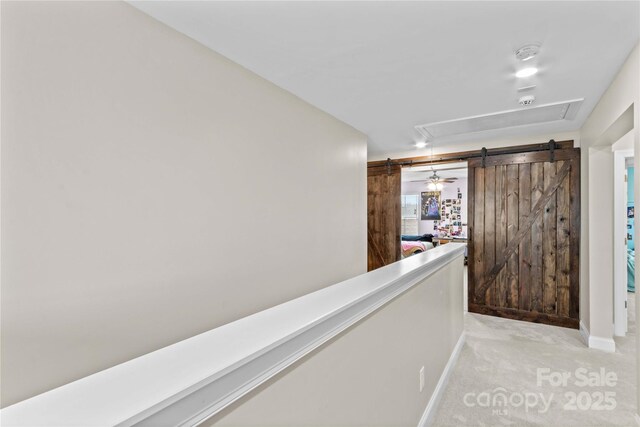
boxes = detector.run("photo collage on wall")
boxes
[433,188,465,236]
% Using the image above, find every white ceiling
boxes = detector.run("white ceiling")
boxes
[130,1,640,156]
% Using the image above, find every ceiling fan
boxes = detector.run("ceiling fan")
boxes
[410,169,458,190]
[408,140,459,190]
[425,170,457,190]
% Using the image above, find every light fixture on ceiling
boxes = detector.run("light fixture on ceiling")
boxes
[415,141,428,148]
[516,67,538,78]
[427,170,444,191]
[515,44,540,61]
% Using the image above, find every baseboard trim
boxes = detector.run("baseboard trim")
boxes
[417,332,466,427]
[588,334,616,352]
[579,320,590,346]
[579,321,616,352]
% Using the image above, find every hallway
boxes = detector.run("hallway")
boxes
[433,294,637,426]
[2,2,639,424]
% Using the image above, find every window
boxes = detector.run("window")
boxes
[401,195,419,235]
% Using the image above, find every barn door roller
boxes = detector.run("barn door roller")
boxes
[480,147,488,168]
[549,139,556,163]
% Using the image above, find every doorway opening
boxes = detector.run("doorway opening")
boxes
[400,162,469,258]
[613,134,635,337]
[400,162,470,309]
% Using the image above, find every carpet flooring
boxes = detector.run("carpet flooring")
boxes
[432,294,637,426]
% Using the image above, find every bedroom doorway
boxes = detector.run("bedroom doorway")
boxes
[613,137,634,337]
[399,163,469,258]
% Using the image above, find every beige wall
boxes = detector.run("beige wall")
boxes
[0,1,367,407]
[203,255,464,427]
[580,42,639,342]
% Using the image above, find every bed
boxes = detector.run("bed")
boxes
[401,240,435,257]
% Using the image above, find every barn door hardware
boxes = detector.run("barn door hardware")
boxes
[480,147,488,168]
[386,158,392,175]
[549,139,556,163]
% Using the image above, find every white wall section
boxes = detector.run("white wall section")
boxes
[0,1,367,407]
[580,43,639,353]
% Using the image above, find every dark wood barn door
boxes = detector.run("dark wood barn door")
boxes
[367,162,401,271]
[468,148,580,328]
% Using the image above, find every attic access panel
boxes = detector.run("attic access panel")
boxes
[415,99,583,140]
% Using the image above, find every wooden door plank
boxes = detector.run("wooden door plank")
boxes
[466,148,579,327]
[519,163,532,311]
[368,229,384,270]
[495,165,508,307]
[367,166,401,271]
[468,167,476,305]
[468,149,578,168]
[484,166,496,306]
[474,161,571,296]
[390,172,402,263]
[367,176,381,270]
[556,160,571,317]
[530,162,544,312]
[473,167,486,304]
[506,164,520,309]
[543,162,558,314]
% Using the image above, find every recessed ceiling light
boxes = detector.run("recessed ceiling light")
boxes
[415,141,428,148]
[516,67,538,78]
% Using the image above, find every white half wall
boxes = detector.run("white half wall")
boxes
[0,1,367,407]
[587,146,615,347]
[202,253,465,427]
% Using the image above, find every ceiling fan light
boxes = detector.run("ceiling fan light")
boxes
[516,67,538,78]
[427,182,437,191]
[436,183,444,190]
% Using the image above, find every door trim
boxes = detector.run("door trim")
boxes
[614,148,633,336]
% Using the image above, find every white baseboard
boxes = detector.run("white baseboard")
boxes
[579,321,590,346]
[579,321,616,352]
[417,332,466,427]
[589,335,616,352]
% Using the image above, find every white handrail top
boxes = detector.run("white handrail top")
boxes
[1,243,465,426]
